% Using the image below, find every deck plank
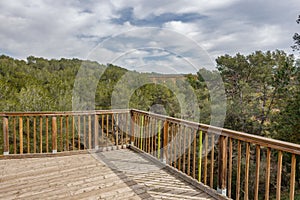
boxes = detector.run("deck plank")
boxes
[0,149,219,200]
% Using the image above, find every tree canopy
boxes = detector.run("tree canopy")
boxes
[0,51,299,144]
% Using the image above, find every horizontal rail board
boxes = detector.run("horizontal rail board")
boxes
[0,109,129,117]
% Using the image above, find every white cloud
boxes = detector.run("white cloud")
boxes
[0,0,299,68]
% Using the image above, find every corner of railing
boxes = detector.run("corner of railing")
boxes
[129,109,135,146]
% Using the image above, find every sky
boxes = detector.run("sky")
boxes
[0,0,299,73]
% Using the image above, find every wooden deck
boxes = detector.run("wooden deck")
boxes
[0,148,222,200]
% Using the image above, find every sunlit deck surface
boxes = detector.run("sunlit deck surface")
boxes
[0,148,221,200]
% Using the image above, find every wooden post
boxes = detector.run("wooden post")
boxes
[72,116,75,150]
[19,117,23,154]
[52,117,57,153]
[228,138,233,198]
[130,111,135,146]
[276,150,283,200]
[3,117,9,155]
[198,130,203,182]
[115,114,118,147]
[254,145,261,200]
[244,142,250,200]
[290,154,296,200]
[94,114,98,149]
[162,120,168,163]
[46,116,49,153]
[88,115,92,149]
[66,116,69,151]
[27,117,30,153]
[210,134,215,188]
[265,148,271,200]
[217,135,227,196]
[78,116,81,150]
[39,117,43,153]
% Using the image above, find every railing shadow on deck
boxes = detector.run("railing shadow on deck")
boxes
[0,109,299,200]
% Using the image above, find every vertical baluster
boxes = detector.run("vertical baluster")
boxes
[46,116,48,153]
[13,117,16,154]
[139,115,143,150]
[66,116,69,151]
[52,117,57,153]
[276,150,283,200]
[95,114,98,149]
[111,114,114,146]
[228,138,233,198]
[163,120,168,163]
[244,142,250,200]
[170,123,176,167]
[88,115,92,149]
[150,117,154,154]
[3,117,9,155]
[72,116,75,150]
[145,116,147,152]
[39,116,43,153]
[147,117,151,153]
[153,117,156,154]
[33,117,36,153]
[130,112,135,146]
[144,116,147,152]
[168,122,172,165]
[83,115,86,149]
[178,125,182,171]
[204,133,208,185]
[60,116,63,151]
[183,126,187,173]
[218,135,227,196]
[193,129,196,179]
[134,113,138,146]
[101,115,104,146]
[265,147,271,200]
[210,134,215,188]
[19,117,23,154]
[236,140,242,199]
[106,114,109,147]
[198,130,203,182]
[118,114,125,148]
[290,154,296,200]
[125,113,128,146]
[78,116,81,150]
[254,145,260,200]
[116,114,119,147]
[157,120,161,160]
[27,117,30,153]
[173,124,177,168]
[187,128,191,176]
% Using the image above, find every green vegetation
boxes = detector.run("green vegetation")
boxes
[0,50,299,144]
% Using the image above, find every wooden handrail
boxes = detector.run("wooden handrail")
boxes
[1,109,299,199]
[0,109,129,117]
[130,109,300,199]
[131,109,300,155]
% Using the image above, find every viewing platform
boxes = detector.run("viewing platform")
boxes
[0,148,222,199]
[0,109,299,199]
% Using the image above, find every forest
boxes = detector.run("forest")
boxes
[0,49,299,145]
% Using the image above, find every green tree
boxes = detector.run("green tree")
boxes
[216,50,296,136]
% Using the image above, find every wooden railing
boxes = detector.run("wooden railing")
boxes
[0,110,130,154]
[130,109,300,200]
[1,109,299,199]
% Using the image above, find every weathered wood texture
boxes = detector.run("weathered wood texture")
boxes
[0,149,220,200]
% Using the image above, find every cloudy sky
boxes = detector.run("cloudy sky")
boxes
[0,0,299,73]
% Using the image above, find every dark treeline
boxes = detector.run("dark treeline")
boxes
[0,50,299,145]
